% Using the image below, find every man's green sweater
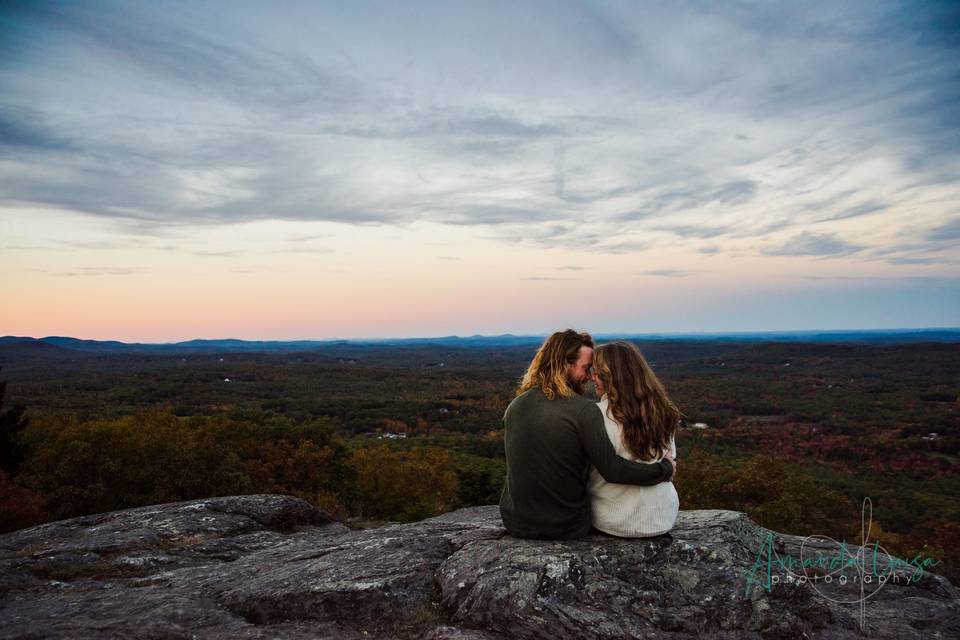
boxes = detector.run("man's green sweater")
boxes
[499,387,674,539]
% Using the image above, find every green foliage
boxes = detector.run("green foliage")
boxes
[0,340,955,581]
[21,412,252,518]
[0,469,45,531]
[725,455,855,536]
[0,372,29,473]
[351,445,458,521]
[452,455,504,507]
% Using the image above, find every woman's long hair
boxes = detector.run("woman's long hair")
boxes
[593,341,681,460]
[517,329,594,400]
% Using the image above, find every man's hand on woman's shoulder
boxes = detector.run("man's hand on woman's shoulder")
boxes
[664,454,677,479]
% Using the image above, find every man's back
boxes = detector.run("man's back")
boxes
[499,388,598,539]
[499,387,674,539]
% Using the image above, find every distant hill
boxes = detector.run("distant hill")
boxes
[602,328,960,344]
[0,340,91,359]
[1,329,958,356]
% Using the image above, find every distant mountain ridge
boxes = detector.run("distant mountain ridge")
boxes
[1,328,959,354]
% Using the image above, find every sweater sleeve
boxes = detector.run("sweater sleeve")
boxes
[577,403,674,485]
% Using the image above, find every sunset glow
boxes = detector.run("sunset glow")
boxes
[2,1,958,341]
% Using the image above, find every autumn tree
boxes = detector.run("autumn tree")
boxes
[0,370,28,473]
[21,411,252,519]
[351,445,458,521]
[244,439,349,517]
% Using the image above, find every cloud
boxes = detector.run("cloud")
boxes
[604,181,758,217]
[640,269,692,277]
[522,276,576,281]
[193,250,238,257]
[32,3,369,120]
[228,265,291,274]
[886,256,950,265]
[812,201,888,224]
[601,240,654,254]
[271,247,334,254]
[440,205,567,226]
[0,106,75,152]
[59,267,143,276]
[652,224,729,239]
[859,235,956,265]
[611,209,659,223]
[762,232,865,257]
[63,240,132,250]
[320,110,576,141]
[6,240,153,251]
[926,218,960,242]
[711,181,759,205]
[0,0,956,261]
[286,233,331,242]
[492,222,652,254]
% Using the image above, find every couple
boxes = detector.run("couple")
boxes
[499,329,680,539]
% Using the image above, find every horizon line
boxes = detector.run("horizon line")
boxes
[4,326,960,345]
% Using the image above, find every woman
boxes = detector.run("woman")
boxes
[588,341,680,537]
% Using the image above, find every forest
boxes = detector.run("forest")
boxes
[1,337,957,582]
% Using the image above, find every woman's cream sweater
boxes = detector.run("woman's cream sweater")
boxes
[587,396,679,537]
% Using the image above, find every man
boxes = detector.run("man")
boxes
[499,329,676,539]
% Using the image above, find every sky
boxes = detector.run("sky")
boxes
[1,0,958,341]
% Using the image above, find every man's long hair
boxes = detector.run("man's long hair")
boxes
[593,341,681,460]
[517,329,594,400]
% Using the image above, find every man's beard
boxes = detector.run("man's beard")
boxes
[568,376,586,396]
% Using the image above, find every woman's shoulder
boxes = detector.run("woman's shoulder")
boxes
[595,396,617,423]
[594,397,627,449]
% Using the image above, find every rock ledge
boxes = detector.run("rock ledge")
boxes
[1,495,956,639]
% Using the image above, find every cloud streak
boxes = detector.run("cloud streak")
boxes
[762,232,865,258]
[0,0,956,267]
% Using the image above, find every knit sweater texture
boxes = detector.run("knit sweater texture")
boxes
[588,396,679,537]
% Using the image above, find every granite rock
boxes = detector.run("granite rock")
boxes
[0,495,956,639]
